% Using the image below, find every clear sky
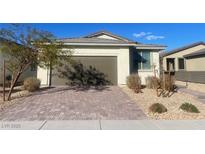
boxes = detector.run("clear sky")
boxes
[1,23,205,51]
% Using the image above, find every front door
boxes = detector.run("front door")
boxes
[166,58,175,71]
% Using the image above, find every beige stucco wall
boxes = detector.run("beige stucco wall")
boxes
[186,56,205,71]
[37,66,50,85]
[37,46,161,86]
[37,46,130,85]
[163,44,205,71]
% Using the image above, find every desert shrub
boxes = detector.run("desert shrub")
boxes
[164,73,175,91]
[179,103,200,113]
[23,77,41,92]
[146,76,161,89]
[5,74,12,87]
[126,74,141,93]
[149,103,167,113]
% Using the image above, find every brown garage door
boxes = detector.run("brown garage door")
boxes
[51,56,117,85]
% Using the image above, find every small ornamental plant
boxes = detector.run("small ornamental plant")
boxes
[149,103,168,114]
[145,76,161,89]
[180,103,200,113]
[126,74,142,93]
[23,77,41,92]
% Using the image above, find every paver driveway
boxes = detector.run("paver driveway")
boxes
[0,86,146,120]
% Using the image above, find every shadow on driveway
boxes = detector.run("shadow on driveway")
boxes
[0,86,146,121]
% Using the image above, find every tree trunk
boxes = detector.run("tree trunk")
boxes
[7,72,21,101]
[7,62,31,101]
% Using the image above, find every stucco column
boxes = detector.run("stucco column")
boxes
[117,48,130,84]
[37,66,50,86]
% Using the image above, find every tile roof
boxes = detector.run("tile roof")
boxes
[58,30,166,48]
[59,37,134,44]
[83,30,135,43]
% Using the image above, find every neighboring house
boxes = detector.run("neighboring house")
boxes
[162,41,205,92]
[0,40,37,84]
[37,31,165,86]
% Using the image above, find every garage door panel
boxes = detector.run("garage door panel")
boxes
[51,56,117,85]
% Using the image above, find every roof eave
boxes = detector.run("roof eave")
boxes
[62,42,136,46]
[135,44,166,50]
[184,52,205,58]
[61,42,166,49]
[163,41,205,57]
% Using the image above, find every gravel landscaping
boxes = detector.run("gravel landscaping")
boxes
[0,87,30,110]
[1,85,205,120]
[121,86,205,120]
[0,86,31,108]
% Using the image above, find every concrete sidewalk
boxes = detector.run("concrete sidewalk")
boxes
[1,120,205,130]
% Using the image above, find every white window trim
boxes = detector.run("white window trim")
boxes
[178,58,186,71]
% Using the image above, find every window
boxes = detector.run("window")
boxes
[178,58,185,70]
[137,51,151,70]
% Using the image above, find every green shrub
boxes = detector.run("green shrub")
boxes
[23,77,41,92]
[6,74,12,81]
[126,74,141,93]
[146,76,161,89]
[149,103,167,114]
[5,74,12,87]
[179,103,200,113]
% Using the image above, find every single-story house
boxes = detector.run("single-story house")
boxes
[37,31,165,86]
[162,41,205,92]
